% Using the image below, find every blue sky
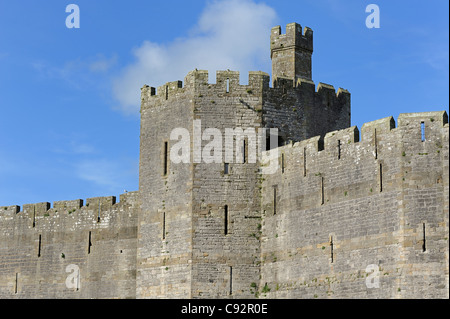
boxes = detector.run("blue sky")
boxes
[0,0,448,207]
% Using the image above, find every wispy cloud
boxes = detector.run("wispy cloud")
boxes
[111,0,278,115]
[89,54,118,73]
[30,53,117,89]
[51,141,96,155]
[75,159,122,190]
[422,42,449,71]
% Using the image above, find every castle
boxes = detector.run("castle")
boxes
[1,22,448,299]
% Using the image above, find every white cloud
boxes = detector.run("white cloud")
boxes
[76,159,122,189]
[89,54,118,73]
[112,0,278,114]
[30,53,117,90]
[75,157,138,193]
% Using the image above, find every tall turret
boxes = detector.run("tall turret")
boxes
[270,22,313,86]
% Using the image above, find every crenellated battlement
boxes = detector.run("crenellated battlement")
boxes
[0,191,139,222]
[271,22,314,82]
[267,111,448,163]
[140,69,271,110]
[270,22,313,56]
[272,76,350,99]
[140,68,350,112]
[1,21,448,300]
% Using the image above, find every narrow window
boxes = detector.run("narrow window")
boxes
[303,147,307,177]
[273,187,277,215]
[374,129,378,159]
[15,273,18,294]
[421,122,425,142]
[224,163,229,175]
[97,200,101,223]
[379,163,383,192]
[422,223,426,252]
[242,139,247,163]
[226,78,230,93]
[330,236,334,263]
[165,85,168,100]
[337,140,341,159]
[162,212,166,240]
[281,153,285,173]
[76,271,80,291]
[88,231,92,254]
[32,206,36,228]
[38,234,41,257]
[229,266,233,295]
[163,141,168,176]
[224,205,229,235]
[321,176,324,205]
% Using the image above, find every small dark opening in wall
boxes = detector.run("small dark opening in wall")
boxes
[242,140,247,163]
[163,141,168,176]
[318,137,324,151]
[379,163,383,192]
[15,273,18,294]
[374,129,378,159]
[229,266,233,295]
[330,236,334,263]
[321,177,324,205]
[303,147,307,177]
[273,187,277,215]
[165,85,168,100]
[278,136,285,147]
[337,140,341,159]
[88,231,92,254]
[97,200,101,223]
[32,207,36,228]
[224,205,229,235]
[226,78,230,93]
[281,153,285,173]
[422,223,426,252]
[265,130,281,150]
[224,163,229,175]
[162,212,166,240]
[38,234,41,257]
[421,122,425,142]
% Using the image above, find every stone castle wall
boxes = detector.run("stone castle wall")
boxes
[0,192,139,298]
[0,21,448,299]
[0,110,447,299]
[260,111,449,298]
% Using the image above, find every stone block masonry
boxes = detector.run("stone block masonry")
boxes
[0,192,139,298]
[260,111,448,298]
[0,22,448,299]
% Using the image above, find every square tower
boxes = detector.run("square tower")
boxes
[270,22,313,86]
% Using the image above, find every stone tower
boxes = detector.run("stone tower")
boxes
[266,23,350,144]
[270,22,313,86]
[138,70,270,298]
[2,21,446,300]
[137,22,352,298]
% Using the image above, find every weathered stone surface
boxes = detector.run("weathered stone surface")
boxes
[0,22,447,299]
